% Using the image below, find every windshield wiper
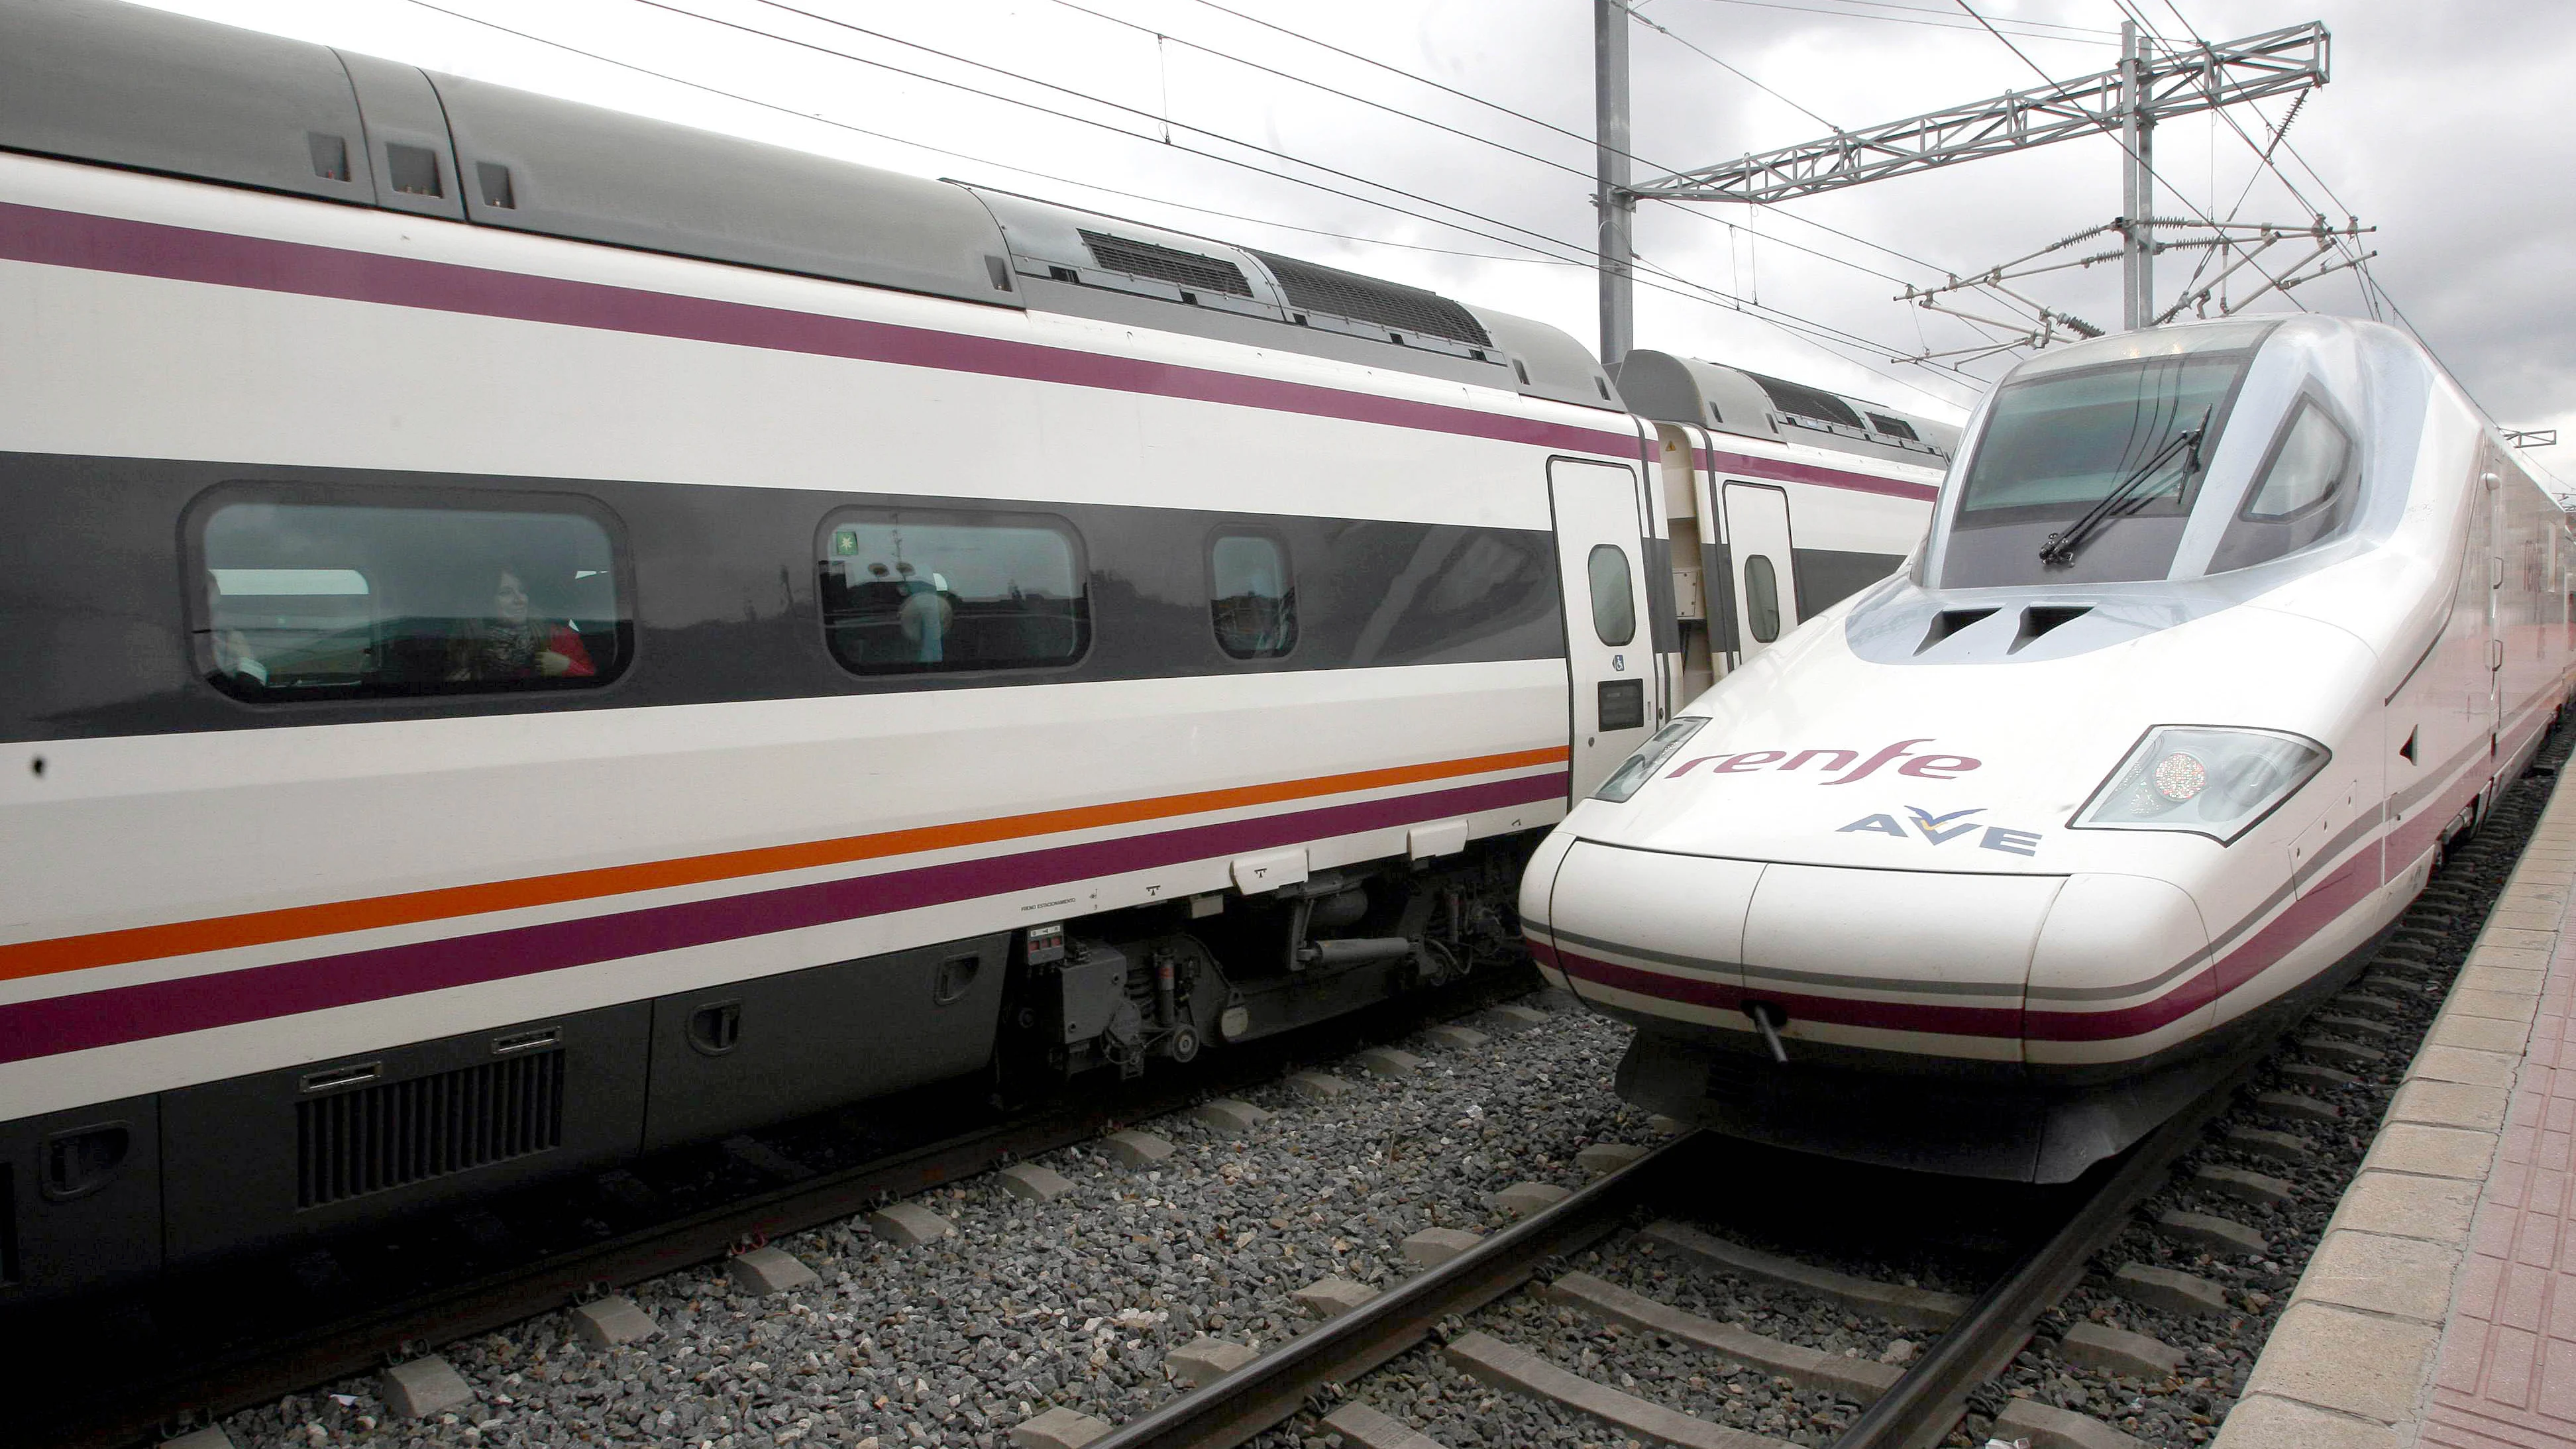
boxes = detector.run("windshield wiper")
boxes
[2038,409,2210,568]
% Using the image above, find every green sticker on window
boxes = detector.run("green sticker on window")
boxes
[832,529,861,557]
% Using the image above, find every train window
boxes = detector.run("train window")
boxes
[191,496,627,700]
[1744,555,1782,642]
[1586,545,1636,646]
[2243,403,2350,520]
[2209,400,2359,573]
[819,510,1089,674]
[1941,347,2255,587]
[1210,532,1296,659]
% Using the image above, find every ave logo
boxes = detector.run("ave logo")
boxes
[1838,805,2041,857]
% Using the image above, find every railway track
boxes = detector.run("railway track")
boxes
[11,970,1552,1449]
[36,739,2569,1449]
[1081,1096,2235,1449]
[1084,743,2575,1449]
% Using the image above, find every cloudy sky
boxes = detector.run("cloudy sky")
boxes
[134,0,2573,478]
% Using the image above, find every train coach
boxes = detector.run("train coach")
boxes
[1527,313,2576,1182]
[0,0,1954,1301]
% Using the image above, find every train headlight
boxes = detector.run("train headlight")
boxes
[2151,751,2208,802]
[1593,717,1708,802]
[2071,725,2328,845]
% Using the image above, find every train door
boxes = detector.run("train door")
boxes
[2485,462,2505,777]
[2394,476,2502,853]
[1722,482,1798,663]
[1550,458,1656,800]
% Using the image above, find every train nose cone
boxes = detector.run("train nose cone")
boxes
[2023,872,2217,1063]
[1529,844,2216,1071]
[1528,842,2226,1181]
[1531,841,2052,1061]
[1525,839,1767,1018]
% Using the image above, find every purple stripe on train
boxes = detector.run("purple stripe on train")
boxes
[0,772,1566,1063]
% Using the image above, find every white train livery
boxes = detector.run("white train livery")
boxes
[0,0,1951,1299]
[1527,313,2576,1181]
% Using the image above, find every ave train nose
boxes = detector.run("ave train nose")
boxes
[1526,839,2253,1181]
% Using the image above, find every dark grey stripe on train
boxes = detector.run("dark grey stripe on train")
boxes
[4,451,1909,743]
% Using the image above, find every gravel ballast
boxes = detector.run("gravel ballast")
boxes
[209,994,1654,1449]
[1583,1236,1929,1363]
[201,740,2575,1449]
[1258,1229,1899,1449]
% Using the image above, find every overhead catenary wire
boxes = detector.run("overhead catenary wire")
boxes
[2107,0,2396,331]
[2109,2,2356,319]
[2154,0,2365,225]
[1044,0,1926,286]
[1949,0,2320,316]
[1171,0,2045,380]
[2116,1,2526,475]
[1042,0,1596,190]
[726,0,2009,392]
[394,0,1548,262]
[1210,0,2011,356]
[1144,0,2524,435]
[1623,2,2034,350]
[398,0,1980,402]
[2127,0,2383,323]
[1626,3,1839,131]
[700,0,1970,383]
[983,0,1955,299]
[1690,0,2125,44]
[696,0,1607,266]
[708,0,1994,392]
[1181,0,1979,291]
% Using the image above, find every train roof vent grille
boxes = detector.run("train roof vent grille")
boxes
[296,1049,564,1208]
[2011,605,2092,653]
[1744,371,1867,431]
[1917,607,1998,654]
[1250,250,1491,346]
[1077,229,1254,297]
[1865,412,1920,441]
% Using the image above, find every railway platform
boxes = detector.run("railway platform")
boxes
[2221,769,2576,1449]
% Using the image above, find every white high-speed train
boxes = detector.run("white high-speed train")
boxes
[0,0,1953,1301]
[1527,313,2576,1182]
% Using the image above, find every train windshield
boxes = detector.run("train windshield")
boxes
[1940,344,2257,588]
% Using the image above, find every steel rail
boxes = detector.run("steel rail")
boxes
[1835,739,2565,1448]
[26,971,1546,1449]
[1831,1065,2259,1449]
[1074,1067,2241,1449]
[1074,734,2563,1449]
[39,1091,1167,1449]
[1080,1133,1701,1449]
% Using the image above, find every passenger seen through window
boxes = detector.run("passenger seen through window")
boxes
[1211,533,1295,658]
[193,496,625,700]
[819,511,1089,675]
[446,565,597,682]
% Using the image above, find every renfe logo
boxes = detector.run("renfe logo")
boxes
[1665,738,1980,786]
[1839,806,2041,857]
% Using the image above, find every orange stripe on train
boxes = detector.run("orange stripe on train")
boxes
[0,745,1570,983]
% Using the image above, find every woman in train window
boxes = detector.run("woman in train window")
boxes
[445,564,596,682]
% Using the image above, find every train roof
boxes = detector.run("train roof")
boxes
[0,0,1627,413]
[1612,349,1960,466]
